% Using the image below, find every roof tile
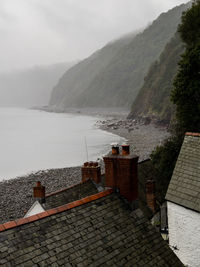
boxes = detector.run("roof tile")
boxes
[3,220,17,230]
[0,224,5,232]
[166,134,200,212]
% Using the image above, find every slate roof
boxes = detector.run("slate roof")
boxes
[166,132,200,212]
[44,179,98,210]
[0,190,183,266]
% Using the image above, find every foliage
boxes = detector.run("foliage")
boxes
[171,43,200,132]
[150,135,183,194]
[151,0,200,196]
[178,0,200,47]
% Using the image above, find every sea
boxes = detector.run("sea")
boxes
[0,107,123,181]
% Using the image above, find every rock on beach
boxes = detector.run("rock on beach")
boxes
[97,118,170,161]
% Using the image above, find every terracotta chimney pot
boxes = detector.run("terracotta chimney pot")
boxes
[111,143,119,155]
[122,144,130,155]
[89,161,93,167]
[93,162,98,167]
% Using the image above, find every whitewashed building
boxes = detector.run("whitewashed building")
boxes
[166,132,200,267]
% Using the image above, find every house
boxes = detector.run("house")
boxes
[25,179,99,217]
[0,144,183,266]
[166,132,200,267]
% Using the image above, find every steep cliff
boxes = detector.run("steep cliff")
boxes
[49,3,190,108]
[128,33,184,125]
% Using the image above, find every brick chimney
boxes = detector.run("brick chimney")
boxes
[103,144,139,208]
[33,181,45,204]
[146,180,156,213]
[81,161,101,184]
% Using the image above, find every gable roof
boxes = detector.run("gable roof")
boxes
[166,133,200,212]
[0,190,183,266]
[24,200,45,218]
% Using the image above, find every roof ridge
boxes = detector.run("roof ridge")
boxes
[185,132,200,137]
[0,188,113,233]
[46,179,91,198]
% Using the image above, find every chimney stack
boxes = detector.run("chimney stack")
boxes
[104,144,138,208]
[81,161,101,184]
[33,181,45,204]
[146,180,156,213]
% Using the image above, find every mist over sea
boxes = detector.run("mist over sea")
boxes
[0,107,123,181]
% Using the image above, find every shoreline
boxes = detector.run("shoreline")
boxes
[0,107,169,224]
[96,117,169,161]
[36,106,170,158]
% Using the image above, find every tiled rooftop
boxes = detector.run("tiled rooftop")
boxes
[44,179,98,210]
[0,190,183,266]
[166,133,200,212]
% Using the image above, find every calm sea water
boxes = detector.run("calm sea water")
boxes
[0,108,123,180]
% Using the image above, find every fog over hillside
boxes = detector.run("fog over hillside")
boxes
[0,62,75,107]
[0,0,189,72]
[49,2,190,109]
[0,1,189,107]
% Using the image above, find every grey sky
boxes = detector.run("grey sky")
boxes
[0,0,189,72]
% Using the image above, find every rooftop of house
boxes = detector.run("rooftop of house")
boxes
[0,189,183,267]
[44,179,98,210]
[166,132,200,212]
[24,179,99,217]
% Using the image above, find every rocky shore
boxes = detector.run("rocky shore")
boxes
[0,109,169,224]
[0,167,82,224]
[97,117,170,161]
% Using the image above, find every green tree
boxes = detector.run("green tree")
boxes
[151,0,200,193]
[178,0,200,47]
[171,44,200,132]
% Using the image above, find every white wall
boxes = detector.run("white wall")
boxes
[167,201,200,267]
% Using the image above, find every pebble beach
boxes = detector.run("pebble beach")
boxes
[0,109,169,224]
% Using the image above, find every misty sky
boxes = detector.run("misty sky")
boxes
[0,0,189,72]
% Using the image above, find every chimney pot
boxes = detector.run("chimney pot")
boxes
[111,143,119,155]
[89,161,93,167]
[33,181,45,204]
[84,162,89,167]
[93,162,98,167]
[122,144,130,155]
[36,181,41,187]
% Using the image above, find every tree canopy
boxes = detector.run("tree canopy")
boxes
[171,43,200,132]
[151,0,200,193]
[178,0,200,47]
[171,0,200,133]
